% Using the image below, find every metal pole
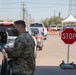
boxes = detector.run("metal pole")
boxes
[54,10,55,24]
[21,2,26,21]
[67,44,70,63]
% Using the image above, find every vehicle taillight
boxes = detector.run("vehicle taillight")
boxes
[34,35,41,39]
[2,23,13,26]
[42,28,44,32]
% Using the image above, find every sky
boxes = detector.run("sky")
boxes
[0,0,69,22]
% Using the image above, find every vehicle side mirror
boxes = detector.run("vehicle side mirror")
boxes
[0,32,7,45]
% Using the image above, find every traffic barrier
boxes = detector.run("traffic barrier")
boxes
[58,31,62,36]
[48,29,56,34]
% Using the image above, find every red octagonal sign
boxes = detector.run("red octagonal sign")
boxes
[61,28,76,44]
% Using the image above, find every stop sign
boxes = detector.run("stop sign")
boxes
[61,28,76,44]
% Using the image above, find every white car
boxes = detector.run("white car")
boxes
[30,23,47,40]
[30,27,43,50]
[26,24,37,58]
[50,25,57,31]
[0,22,37,58]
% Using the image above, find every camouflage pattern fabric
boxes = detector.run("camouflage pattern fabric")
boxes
[7,32,35,75]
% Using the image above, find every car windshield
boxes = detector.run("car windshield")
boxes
[30,23,43,27]
[31,28,39,35]
[0,24,13,32]
[6,28,15,36]
[51,26,56,27]
[0,23,14,36]
[58,26,62,27]
[8,38,15,43]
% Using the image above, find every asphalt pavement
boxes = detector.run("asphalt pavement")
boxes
[34,66,76,75]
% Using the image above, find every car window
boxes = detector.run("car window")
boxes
[31,28,39,35]
[6,28,15,36]
[30,23,43,27]
[51,26,56,27]
[0,24,13,32]
[8,39,15,43]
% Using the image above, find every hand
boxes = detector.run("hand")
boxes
[5,46,11,51]
[2,52,8,58]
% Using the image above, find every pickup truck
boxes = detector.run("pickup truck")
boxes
[30,23,47,40]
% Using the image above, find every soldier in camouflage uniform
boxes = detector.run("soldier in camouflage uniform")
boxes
[6,20,35,75]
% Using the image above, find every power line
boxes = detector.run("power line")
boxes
[25,1,69,5]
[0,2,21,5]
[0,1,69,5]
[0,8,21,9]
[0,4,69,9]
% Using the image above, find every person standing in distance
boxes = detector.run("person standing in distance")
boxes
[5,20,36,75]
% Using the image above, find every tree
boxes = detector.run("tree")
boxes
[42,18,49,26]
[42,16,63,25]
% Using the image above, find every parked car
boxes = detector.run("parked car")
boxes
[63,24,76,31]
[47,25,51,30]
[30,23,47,40]
[25,24,37,58]
[30,27,43,50]
[50,25,57,31]
[57,25,62,31]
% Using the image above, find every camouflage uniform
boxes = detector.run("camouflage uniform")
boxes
[6,32,35,75]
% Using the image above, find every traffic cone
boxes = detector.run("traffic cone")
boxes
[59,31,62,36]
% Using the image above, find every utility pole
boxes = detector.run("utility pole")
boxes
[54,10,55,25]
[29,14,31,24]
[21,2,26,21]
[26,10,28,23]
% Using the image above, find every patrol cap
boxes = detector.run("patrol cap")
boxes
[14,20,26,28]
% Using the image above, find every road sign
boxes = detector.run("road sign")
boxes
[61,28,76,44]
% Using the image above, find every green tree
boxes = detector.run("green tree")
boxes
[42,16,63,25]
[42,18,49,26]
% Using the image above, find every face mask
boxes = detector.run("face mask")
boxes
[12,29,19,36]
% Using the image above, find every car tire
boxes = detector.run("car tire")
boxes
[39,47,42,50]
[44,38,47,40]
[44,35,47,40]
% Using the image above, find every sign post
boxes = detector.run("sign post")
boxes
[67,44,70,63]
[61,28,76,63]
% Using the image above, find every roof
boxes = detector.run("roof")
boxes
[62,15,76,23]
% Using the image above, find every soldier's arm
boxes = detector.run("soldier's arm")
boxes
[6,40,23,58]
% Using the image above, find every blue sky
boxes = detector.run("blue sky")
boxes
[0,0,69,22]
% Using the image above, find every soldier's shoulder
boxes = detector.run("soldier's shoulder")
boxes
[16,32,29,42]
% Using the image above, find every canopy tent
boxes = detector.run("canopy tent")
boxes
[62,15,76,23]
[61,15,76,30]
